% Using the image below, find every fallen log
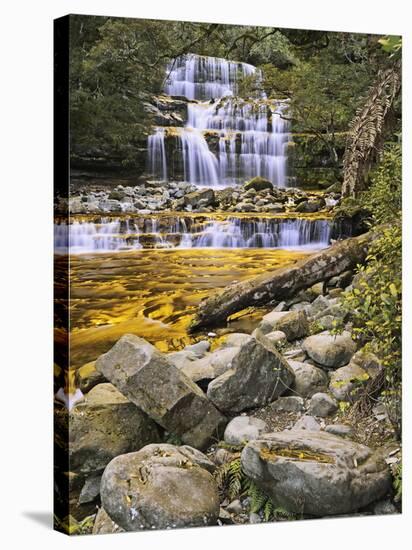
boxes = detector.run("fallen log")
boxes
[190,229,378,331]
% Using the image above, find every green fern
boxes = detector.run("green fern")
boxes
[249,481,267,513]
[214,456,250,500]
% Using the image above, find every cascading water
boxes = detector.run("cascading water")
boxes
[55,216,331,254]
[147,54,290,188]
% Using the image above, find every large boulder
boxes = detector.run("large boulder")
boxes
[302,331,356,368]
[100,444,220,531]
[62,383,161,475]
[308,392,338,417]
[241,430,391,516]
[96,335,227,450]
[224,416,268,446]
[288,360,329,398]
[260,310,309,341]
[207,335,294,414]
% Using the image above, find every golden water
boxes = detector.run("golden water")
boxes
[68,247,311,368]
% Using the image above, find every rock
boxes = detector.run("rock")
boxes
[308,392,338,417]
[78,474,102,504]
[325,424,354,437]
[244,176,273,192]
[265,330,287,345]
[96,335,227,450]
[314,314,338,331]
[328,288,344,299]
[260,310,309,341]
[92,507,125,535]
[306,295,330,318]
[249,512,262,523]
[302,331,356,368]
[226,499,243,515]
[284,348,306,362]
[351,347,383,379]
[224,416,268,446]
[221,333,253,348]
[288,360,329,398]
[329,362,369,401]
[64,383,161,475]
[313,304,348,322]
[184,340,211,358]
[295,199,325,213]
[181,347,239,383]
[75,361,106,393]
[100,444,220,531]
[207,334,294,414]
[270,396,305,413]
[274,301,287,311]
[167,349,198,369]
[241,430,392,515]
[292,415,321,431]
[184,188,215,208]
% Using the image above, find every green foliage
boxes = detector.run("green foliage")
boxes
[214,456,251,501]
[361,144,402,224]
[339,223,401,432]
[378,36,402,58]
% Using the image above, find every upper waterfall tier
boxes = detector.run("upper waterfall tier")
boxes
[164,54,260,101]
[148,54,290,188]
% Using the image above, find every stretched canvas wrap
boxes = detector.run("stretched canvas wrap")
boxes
[54,14,402,535]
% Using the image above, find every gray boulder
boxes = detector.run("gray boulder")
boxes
[260,310,309,341]
[288,360,329,398]
[308,392,338,417]
[306,295,330,318]
[221,333,253,348]
[184,188,215,208]
[100,444,220,531]
[302,331,356,368]
[329,362,369,402]
[96,335,227,450]
[265,330,287,345]
[241,430,392,515]
[207,335,294,414]
[325,424,354,437]
[224,416,268,446]
[65,383,161,475]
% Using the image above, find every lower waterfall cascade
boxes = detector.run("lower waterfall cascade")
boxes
[54,215,333,254]
[147,53,290,188]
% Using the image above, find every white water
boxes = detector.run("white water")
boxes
[148,54,290,188]
[55,217,331,254]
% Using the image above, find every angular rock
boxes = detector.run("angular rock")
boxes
[96,335,227,450]
[78,474,102,505]
[207,334,294,414]
[288,360,329,398]
[65,383,161,475]
[308,392,338,417]
[224,416,268,446]
[302,331,356,368]
[329,362,369,401]
[241,430,392,515]
[184,188,215,208]
[306,295,330,318]
[271,310,309,341]
[101,444,220,531]
[292,415,321,431]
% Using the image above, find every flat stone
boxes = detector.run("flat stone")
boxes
[241,430,392,516]
[325,424,354,437]
[270,396,305,413]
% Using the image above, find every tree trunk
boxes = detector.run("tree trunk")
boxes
[190,229,379,331]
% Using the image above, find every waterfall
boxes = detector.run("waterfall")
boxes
[148,54,290,188]
[55,216,331,254]
[148,127,167,181]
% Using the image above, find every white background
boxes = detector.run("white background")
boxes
[0,0,410,547]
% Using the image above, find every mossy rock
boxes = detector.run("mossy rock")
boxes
[244,177,273,192]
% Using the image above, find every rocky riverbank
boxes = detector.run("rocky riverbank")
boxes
[54,252,401,534]
[60,177,340,216]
